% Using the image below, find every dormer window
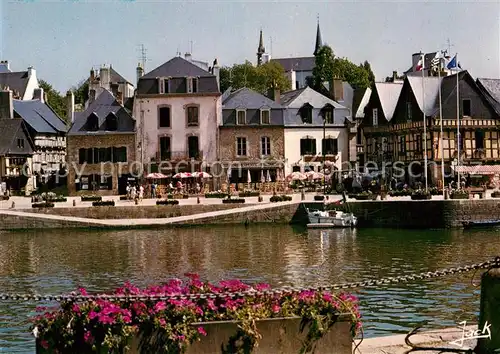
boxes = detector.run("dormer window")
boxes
[187,77,199,93]
[236,110,246,125]
[260,109,270,124]
[299,103,313,124]
[159,77,169,94]
[321,104,334,124]
[105,112,118,131]
[87,113,99,131]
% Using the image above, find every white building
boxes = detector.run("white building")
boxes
[281,84,353,175]
[0,60,39,100]
[134,55,221,176]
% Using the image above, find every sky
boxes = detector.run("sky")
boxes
[1,0,499,93]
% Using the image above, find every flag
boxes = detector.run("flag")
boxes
[447,55,460,71]
[430,52,442,72]
[416,55,425,71]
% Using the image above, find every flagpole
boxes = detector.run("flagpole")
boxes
[438,57,445,197]
[456,53,460,187]
[422,54,428,192]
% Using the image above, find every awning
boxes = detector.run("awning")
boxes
[452,165,500,175]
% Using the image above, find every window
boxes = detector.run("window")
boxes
[159,107,171,128]
[87,113,99,131]
[105,113,118,131]
[99,175,113,190]
[261,136,271,156]
[300,104,313,124]
[17,138,24,149]
[159,78,169,94]
[322,138,338,155]
[112,147,127,162]
[86,148,94,164]
[236,110,246,125]
[322,107,334,124]
[406,102,412,122]
[475,131,485,149]
[372,108,378,126]
[159,136,171,161]
[399,136,406,154]
[236,137,247,156]
[188,136,200,159]
[300,138,316,155]
[187,106,199,126]
[261,110,270,124]
[415,135,422,152]
[463,99,471,116]
[79,148,86,164]
[187,77,198,93]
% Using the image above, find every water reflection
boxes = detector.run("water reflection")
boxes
[1,225,499,352]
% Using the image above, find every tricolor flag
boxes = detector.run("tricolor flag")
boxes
[416,54,425,71]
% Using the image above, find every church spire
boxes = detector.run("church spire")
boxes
[257,29,266,66]
[314,16,323,56]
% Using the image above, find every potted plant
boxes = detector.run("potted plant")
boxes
[354,191,373,200]
[450,188,469,200]
[32,275,361,354]
[492,190,500,198]
[411,189,432,200]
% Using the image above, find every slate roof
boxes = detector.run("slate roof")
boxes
[0,64,11,73]
[13,99,67,134]
[0,119,33,155]
[476,78,500,113]
[69,89,135,135]
[222,87,283,109]
[110,67,131,84]
[374,82,404,121]
[271,57,315,72]
[141,56,213,79]
[0,71,30,98]
[406,76,442,116]
[280,87,348,110]
[352,87,372,118]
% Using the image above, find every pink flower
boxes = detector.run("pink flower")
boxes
[177,334,186,341]
[184,272,200,279]
[154,301,166,313]
[122,315,131,323]
[322,293,333,303]
[40,340,49,349]
[197,327,207,336]
[72,304,80,313]
[97,314,115,325]
[159,318,166,327]
[88,311,98,320]
[255,283,271,291]
[78,287,88,296]
[195,306,204,315]
[206,299,217,311]
[272,304,281,313]
[35,306,47,312]
[84,331,94,344]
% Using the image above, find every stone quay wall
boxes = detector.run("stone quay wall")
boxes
[336,199,500,228]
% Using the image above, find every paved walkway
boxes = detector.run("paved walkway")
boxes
[355,325,478,353]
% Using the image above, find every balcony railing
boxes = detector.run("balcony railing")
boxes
[154,150,204,162]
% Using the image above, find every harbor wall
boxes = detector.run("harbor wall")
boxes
[335,199,500,228]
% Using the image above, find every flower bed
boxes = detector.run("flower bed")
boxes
[119,196,128,201]
[81,196,102,202]
[156,199,180,205]
[222,198,245,204]
[167,194,189,200]
[270,195,293,202]
[492,191,500,198]
[450,189,469,200]
[411,190,432,200]
[32,275,360,354]
[238,190,260,197]
[314,195,325,201]
[204,192,227,198]
[92,200,115,207]
[32,192,66,203]
[354,192,376,200]
[32,202,54,208]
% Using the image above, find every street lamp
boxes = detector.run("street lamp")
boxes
[323,113,326,196]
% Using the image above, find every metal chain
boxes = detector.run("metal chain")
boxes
[1,257,498,303]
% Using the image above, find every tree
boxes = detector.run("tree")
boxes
[219,61,290,95]
[312,45,374,91]
[72,79,89,106]
[38,80,66,120]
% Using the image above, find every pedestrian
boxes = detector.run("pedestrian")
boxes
[130,185,136,201]
[176,180,183,194]
[169,181,174,193]
[139,185,144,202]
[151,182,156,199]
[126,183,131,200]
[196,182,201,194]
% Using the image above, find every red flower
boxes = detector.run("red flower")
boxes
[40,340,49,349]
[197,327,207,336]
[154,301,166,313]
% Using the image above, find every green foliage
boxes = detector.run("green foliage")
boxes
[72,80,89,106]
[312,45,374,91]
[219,61,291,94]
[38,80,66,121]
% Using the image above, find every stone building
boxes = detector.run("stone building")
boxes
[220,87,285,185]
[134,55,221,177]
[66,89,136,195]
[85,65,134,109]
[280,83,353,176]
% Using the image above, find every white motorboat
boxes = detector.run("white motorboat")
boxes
[306,209,358,228]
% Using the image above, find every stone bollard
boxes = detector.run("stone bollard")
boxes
[476,260,500,353]
[73,199,76,207]
[135,198,138,205]
[258,196,263,202]
[444,189,449,200]
[197,196,200,204]
[301,189,305,201]
[10,201,15,209]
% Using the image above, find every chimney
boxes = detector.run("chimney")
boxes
[27,66,35,78]
[0,90,14,119]
[392,71,398,81]
[117,91,124,105]
[212,58,220,91]
[267,82,280,104]
[100,66,110,89]
[33,88,44,103]
[330,78,344,102]
[136,62,144,85]
[66,90,74,124]
[89,89,96,104]
[0,60,9,71]
[90,68,95,81]
[184,53,192,62]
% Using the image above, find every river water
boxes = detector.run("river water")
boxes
[0,225,498,353]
